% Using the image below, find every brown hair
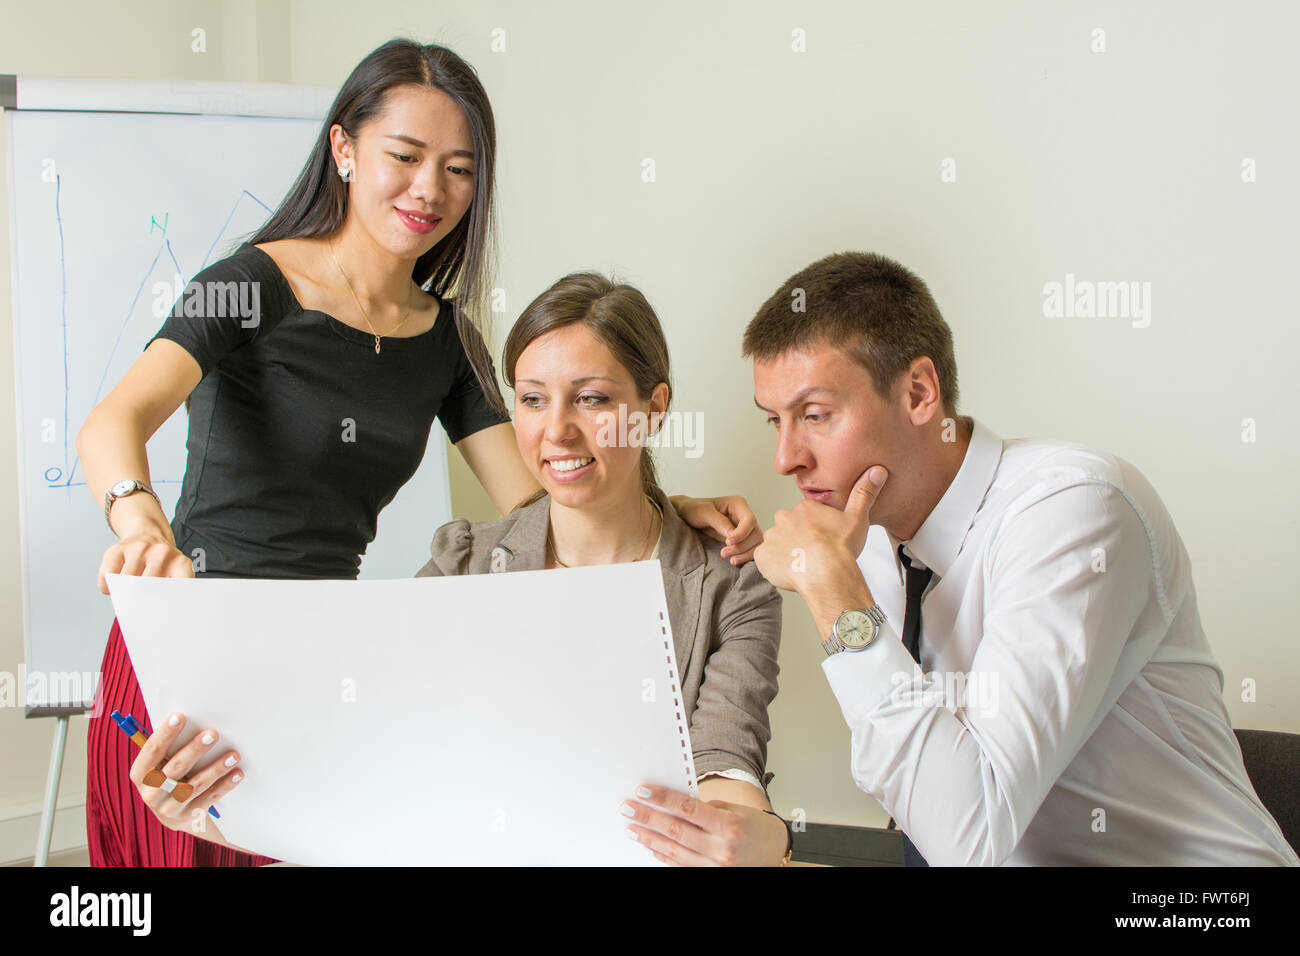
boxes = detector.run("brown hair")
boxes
[742,252,959,417]
[503,273,672,512]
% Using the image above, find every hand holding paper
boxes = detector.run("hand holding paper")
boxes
[128,711,242,848]
[622,781,791,866]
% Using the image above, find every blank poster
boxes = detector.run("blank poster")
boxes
[107,561,696,865]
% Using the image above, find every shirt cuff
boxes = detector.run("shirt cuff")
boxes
[820,620,923,725]
[697,768,766,793]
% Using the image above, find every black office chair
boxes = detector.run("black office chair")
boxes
[1234,728,1300,853]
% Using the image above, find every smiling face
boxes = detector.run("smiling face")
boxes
[330,83,477,259]
[513,323,668,512]
[753,342,913,527]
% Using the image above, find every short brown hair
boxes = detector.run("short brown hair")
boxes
[503,273,672,511]
[742,252,959,417]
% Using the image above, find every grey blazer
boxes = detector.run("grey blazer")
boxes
[415,485,783,787]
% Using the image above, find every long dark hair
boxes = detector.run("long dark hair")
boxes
[503,273,673,512]
[249,38,506,414]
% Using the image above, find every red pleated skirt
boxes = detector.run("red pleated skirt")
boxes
[86,618,280,866]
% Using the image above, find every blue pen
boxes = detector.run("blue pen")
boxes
[110,710,221,819]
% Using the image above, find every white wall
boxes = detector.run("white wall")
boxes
[2,0,1295,861]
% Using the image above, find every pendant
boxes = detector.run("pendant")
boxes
[374,335,381,354]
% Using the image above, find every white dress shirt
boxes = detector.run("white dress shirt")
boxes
[822,416,1298,865]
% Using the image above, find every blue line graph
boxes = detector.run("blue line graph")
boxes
[56,173,69,484]
[50,187,273,491]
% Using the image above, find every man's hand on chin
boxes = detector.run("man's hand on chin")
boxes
[754,467,888,631]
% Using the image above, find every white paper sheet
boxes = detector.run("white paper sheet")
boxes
[106,561,697,865]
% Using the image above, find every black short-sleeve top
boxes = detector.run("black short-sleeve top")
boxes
[148,242,511,579]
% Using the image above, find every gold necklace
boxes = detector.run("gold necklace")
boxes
[328,238,415,354]
[548,496,662,568]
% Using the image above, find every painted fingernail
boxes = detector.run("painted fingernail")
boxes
[201,733,215,745]
[635,785,653,798]
[231,773,242,783]
[168,714,180,727]
[620,803,636,817]
[625,828,640,841]
[224,755,238,768]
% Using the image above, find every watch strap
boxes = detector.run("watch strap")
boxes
[104,480,161,533]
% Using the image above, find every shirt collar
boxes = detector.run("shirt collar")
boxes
[888,416,1003,583]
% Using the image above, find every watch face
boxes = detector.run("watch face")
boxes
[837,610,876,649]
[111,480,137,496]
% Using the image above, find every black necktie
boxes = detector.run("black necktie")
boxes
[896,542,934,868]
[899,544,934,664]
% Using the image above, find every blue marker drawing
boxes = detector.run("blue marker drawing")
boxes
[52,186,273,492]
[56,173,69,487]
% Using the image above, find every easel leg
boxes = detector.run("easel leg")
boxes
[34,715,69,867]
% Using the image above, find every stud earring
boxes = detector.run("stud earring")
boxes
[338,163,353,183]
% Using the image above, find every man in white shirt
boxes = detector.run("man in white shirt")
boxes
[747,251,1298,866]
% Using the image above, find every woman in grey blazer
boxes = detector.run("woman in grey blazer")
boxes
[415,272,789,866]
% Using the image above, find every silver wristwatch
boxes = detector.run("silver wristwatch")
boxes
[822,605,887,656]
[104,479,160,532]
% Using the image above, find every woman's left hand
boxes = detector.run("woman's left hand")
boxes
[621,783,789,866]
[670,495,764,566]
